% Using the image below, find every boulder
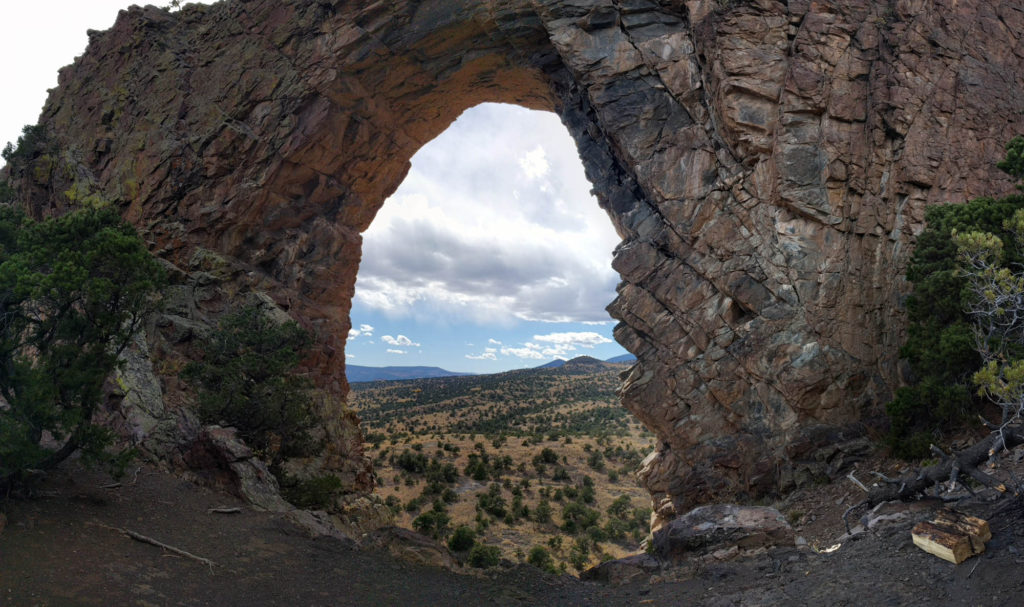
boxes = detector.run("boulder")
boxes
[358,527,458,570]
[652,504,795,561]
[581,554,661,585]
[182,425,291,513]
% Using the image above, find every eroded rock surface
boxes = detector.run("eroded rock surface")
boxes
[7,0,1024,523]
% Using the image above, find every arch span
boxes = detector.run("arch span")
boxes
[19,0,1024,523]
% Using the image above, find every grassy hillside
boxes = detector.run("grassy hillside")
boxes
[350,357,655,572]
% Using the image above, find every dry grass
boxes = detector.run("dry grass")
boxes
[352,360,655,572]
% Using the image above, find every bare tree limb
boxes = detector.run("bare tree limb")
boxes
[94,523,215,569]
[861,427,1024,508]
[207,507,242,514]
[847,471,869,492]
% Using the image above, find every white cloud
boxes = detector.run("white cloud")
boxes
[533,331,613,348]
[490,330,614,362]
[501,346,546,360]
[518,145,549,180]
[348,323,376,340]
[466,352,498,360]
[382,335,420,347]
[488,338,502,345]
[386,349,407,355]
[354,103,621,325]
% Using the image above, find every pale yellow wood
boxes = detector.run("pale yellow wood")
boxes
[912,510,991,564]
[912,521,972,564]
[932,510,991,543]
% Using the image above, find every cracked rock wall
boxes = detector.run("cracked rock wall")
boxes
[11,0,1024,522]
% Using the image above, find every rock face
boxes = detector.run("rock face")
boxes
[8,0,1024,525]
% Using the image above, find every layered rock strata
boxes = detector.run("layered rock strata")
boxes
[8,0,1024,524]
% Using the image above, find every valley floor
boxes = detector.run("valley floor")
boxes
[3,462,1024,606]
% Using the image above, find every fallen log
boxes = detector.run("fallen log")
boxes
[843,425,1024,531]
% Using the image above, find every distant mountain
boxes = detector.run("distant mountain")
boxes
[537,355,634,371]
[605,354,637,364]
[346,365,474,382]
[558,356,611,373]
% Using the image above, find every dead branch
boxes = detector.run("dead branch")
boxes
[847,471,869,492]
[842,426,1024,532]
[862,426,1024,508]
[94,523,215,569]
[207,507,242,514]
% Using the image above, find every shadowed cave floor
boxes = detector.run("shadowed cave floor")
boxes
[3,462,1024,606]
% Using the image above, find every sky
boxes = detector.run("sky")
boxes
[1,1,203,152]
[349,104,628,373]
[2,2,630,374]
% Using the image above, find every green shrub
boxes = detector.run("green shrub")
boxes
[412,507,450,540]
[527,545,557,573]
[183,305,318,465]
[533,499,553,524]
[448,525,476,552]
[561,502,600,535]
[476,483,507,519]
[889,192,1024,456]
[279,474,343,510]
[468,543,501,568]
[0,206,165,490]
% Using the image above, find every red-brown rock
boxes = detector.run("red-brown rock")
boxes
[5,0,1024,526]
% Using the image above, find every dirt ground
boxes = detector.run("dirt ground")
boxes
[3,459,1024,606]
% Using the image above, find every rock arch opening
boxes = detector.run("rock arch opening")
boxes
[348,102,626,374]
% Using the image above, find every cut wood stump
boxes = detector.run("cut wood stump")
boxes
[911,510,990,564]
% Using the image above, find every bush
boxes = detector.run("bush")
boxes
[0,206,165,490]
[412,507,450,540]
[279,474,343,510]
[468,543,501,568]
[561,502,600,535]
[448,525,476,552]
[395,449,428,473]
[183,305,317,465]
[477,483,507,519]
[527,545,557,573]
[889,191,1024,456]
[533,499,553,524]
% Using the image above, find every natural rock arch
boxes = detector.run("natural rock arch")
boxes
[12,0,1024,524]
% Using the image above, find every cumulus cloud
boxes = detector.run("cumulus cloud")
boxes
[533,331,613,348]
[466,352,498,360]
[355,103,621,325]
[488,338,502,345]
[494,331,614,361]
[386,349,407,355]
[382,335,420,347]
[348,323,375,340]
[500,346,546,360]
[519,145,549,180]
